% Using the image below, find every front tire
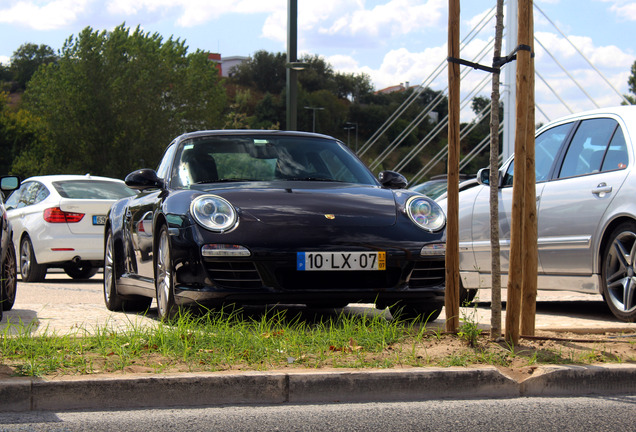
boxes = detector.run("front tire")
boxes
[20,236,46,282]
[1,241,17,311]
[601,222,636,322]
[156,225,178,320]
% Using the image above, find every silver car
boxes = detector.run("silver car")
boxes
[442,106,636,322]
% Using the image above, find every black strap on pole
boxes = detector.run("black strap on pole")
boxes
[447,44,534,75]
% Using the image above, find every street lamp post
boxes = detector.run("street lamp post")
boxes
[286,0,298,131]
[304,106,324,132]
[344,122,358,151]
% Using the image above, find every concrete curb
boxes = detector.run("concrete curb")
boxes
[1,364,635,412]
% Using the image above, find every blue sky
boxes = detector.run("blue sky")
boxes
[0,0,634,122]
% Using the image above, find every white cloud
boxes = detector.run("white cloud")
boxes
[610,2,636,20]
[259,0,446,51]
[0,0,90,30]
[0,55,10,65]
[105,0,283,27]
[322,0,444,38]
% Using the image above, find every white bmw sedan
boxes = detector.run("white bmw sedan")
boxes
[439,106,636,322]
[5,174,136,281]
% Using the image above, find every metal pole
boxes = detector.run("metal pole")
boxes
[348,123,359,151]
[304,106,324,132]
[286,0,298,131]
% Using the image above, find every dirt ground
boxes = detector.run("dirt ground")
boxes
[2,327,632,382]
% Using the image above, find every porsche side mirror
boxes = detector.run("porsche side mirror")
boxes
[125,169,165,191]
[378,170,408,189]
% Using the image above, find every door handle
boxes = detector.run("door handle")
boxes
[592,183,612,196]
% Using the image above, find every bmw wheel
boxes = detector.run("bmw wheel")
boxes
[1,241,17,311]
[602,222,636,322]
[156,225,178,320]
[20,236,46,282]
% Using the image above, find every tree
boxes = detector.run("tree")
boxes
[0,92,48,176]
[625,60,636,105]
[489,0,505,340]
[10,43,57,90]
[20,24,226,178]
[334,71,374,101]
[230,50,287,95]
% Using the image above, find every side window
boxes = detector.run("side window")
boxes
[558,118,618,179]
[535,122,572,181]
[5,183,28,210]
[34,184,50,204]
[501,122,572,187]
[23,182,44,206]
[156,142,178,180]
[601,127,628,172]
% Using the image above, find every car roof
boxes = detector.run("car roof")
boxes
[536,105,636,136]
[21,174,126,184]
[173,129,340,143]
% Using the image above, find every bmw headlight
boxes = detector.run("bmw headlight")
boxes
[191,195,237,232]
[406,196,445,232]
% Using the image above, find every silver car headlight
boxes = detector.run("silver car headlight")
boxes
[406,196,446,232]
[191,195,237,232]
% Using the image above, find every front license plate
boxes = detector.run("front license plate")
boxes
[92,215,107,225]
[297,251,386,271]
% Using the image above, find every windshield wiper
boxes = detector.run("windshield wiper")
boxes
[282,177,342,182]
[195,178,258,184]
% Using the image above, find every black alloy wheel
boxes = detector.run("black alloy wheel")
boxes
[1,241,17,311]
[155,225,178,320]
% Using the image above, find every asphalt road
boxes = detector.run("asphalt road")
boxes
[2,270,634,335]
[0,396,634,431]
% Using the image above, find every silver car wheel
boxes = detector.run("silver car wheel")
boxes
[604,229,636,317]
[19,236,46,282]
[20,238,31,277]
[156,227,173,319]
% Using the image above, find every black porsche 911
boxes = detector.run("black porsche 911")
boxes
[104,130,447,320]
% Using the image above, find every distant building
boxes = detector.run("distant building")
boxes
[375,81,423,95]
[207,53,249,77]
[220,56,248,77]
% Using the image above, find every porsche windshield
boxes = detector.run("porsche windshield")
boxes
[171,135,377,187]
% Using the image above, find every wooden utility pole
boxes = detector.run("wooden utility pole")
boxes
[489,0,505,339]
[445,0,461,332]
[520,6,537,336]
[505,0,536,344]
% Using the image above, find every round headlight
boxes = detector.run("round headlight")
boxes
[406,196,445,232]
[191,195,237,232]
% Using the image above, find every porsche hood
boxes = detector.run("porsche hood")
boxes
[213,185,398,228]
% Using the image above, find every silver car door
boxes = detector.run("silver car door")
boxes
[469,121,571,277]
[538,118,630,275]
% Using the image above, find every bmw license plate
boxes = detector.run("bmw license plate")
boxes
[297,251,386,271]
[92,215,107,225]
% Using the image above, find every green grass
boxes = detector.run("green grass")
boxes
[0,307,634,378]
